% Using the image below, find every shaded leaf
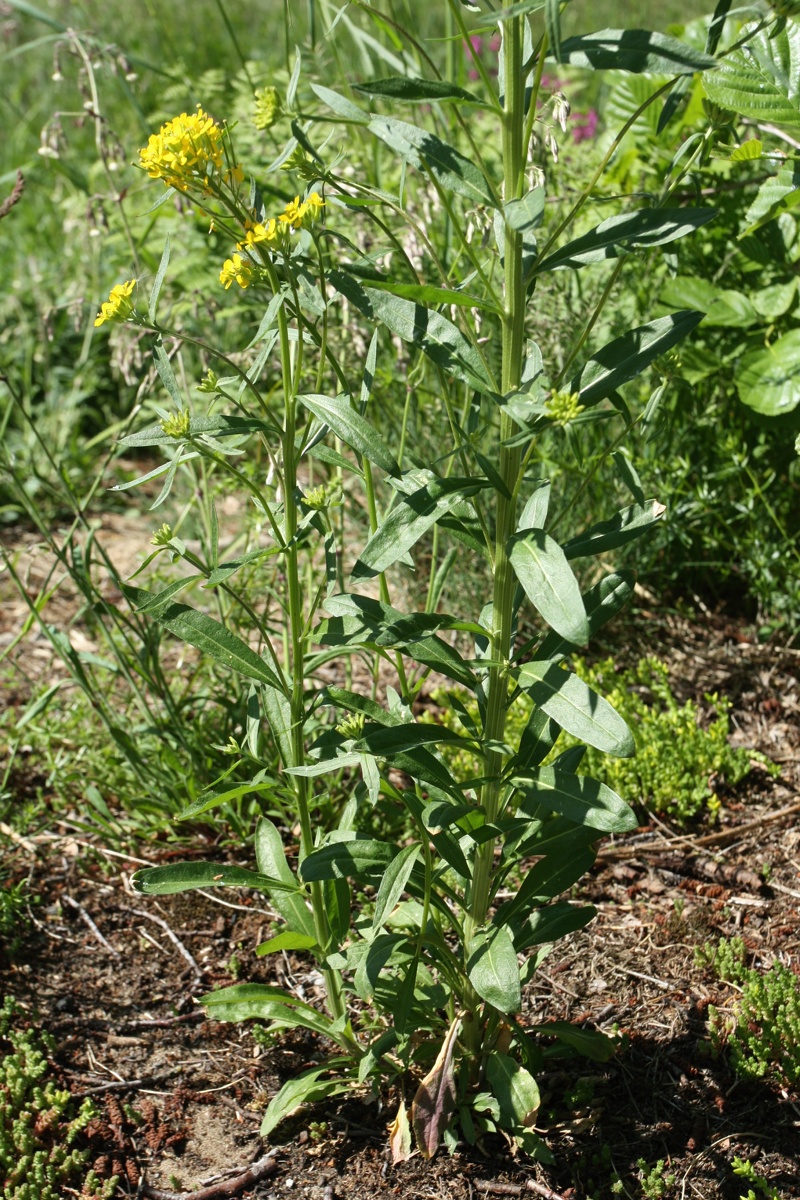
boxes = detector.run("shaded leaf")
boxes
[368,114,496,207]
[300,393,400,476]
[467,925,521,1014]
[562,500,666,560]
[570,312,704,407]
[373,843,421,930]
[131,861,297,896]
[558,28,716,73]
[261,1066,352,1138]
[485,1053,540,1130]
[736,330,800,416]
[535,207,717,274]
[512,767,638,834]
[509,531,589,645]
[355,76,481,105]
[517,661,634,757]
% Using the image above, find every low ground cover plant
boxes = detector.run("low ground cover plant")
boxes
[0,997,115,1200]
[699,936,800,1089]
[6,0,799,1171]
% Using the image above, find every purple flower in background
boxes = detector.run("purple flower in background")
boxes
[464,34,500,81]
[572,109,599,143]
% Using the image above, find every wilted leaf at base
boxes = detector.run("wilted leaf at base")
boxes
[389,1100,414,1164]
[411,1016,461,1159]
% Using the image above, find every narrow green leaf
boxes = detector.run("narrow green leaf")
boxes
[530,1021,618,1062]
[310,82,369,121]
[261,1066,352,1138]
[545,0,562,64]
[535,207,717,274]
[123,584,285,693]
[299,836,398,882]
[373,845,421,931]
[352,478,486,580]
[254,818,316,939]
[177,779,278,822]
[354,76,481,105]
[330,271,496,394]
[494,846,597,927]
[354,721,475,758]
[562,500,666,560]
[512,767,637,833]
[255,932,319,956]
[261,682,294,768]
[467,925,521,1014]
[517,661,634,757]
[152,337,183,408]
[509,531,589,645]
[367,279,499,315]
[148,235,171,324]
[570,312,704,407]
[505,188,545,233]
[121,414,274,448]
[532,571,635,664]
[513,902,596,952]
[300,393,400,476]
[368,114,497,208]
[131,861,297,896]
[558,29,716,73]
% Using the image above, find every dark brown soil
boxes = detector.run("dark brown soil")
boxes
[2,607,800,1199]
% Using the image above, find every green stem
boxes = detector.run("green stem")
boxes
[464,16,527,1052]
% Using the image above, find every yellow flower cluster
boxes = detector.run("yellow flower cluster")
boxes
[221,193,325,289]
[219,253,254,290]
[139,107,226,192]
[94,280,136,327]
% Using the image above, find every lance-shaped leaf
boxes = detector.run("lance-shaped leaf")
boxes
[310,82,369,122]
[704,21,800,130]
[131,861,297,896]
[330,270,496,394]
[389,1100,413,1164]
[467,924,521,1014]
[494,845,597,928]
[557,29,716,74]
[534,207,717,274]
[351,477,488,580]
[354,721,477,758]
[260,1066,353,1138]
[562,500,666,561]
[513,902,596,953]
[529,1021,618,1062]
[505,187,545,233]
[299,393,400,476]
[200,983,333,1035]
[121,414,275,448]
[255,931,319,956]
[255,818,316,939]
[517,661,634,757]
[373,844,421,931]
[509,531,589,645]
[411,1016,461,1159]
[299,835,398,882]
[485,1053,540,1130]
[354,76,481,105]
[368,114,496,208]
[367,279,500,315]
[532,571,635,666]
[512,767,637,834]
[177,778,278,822]
[122,585,285,693]
[570,312,704,407]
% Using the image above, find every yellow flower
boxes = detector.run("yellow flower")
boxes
[299,191,324,228]
[139,107,225,192]
[279,195,304,231]
[238,218,279,252]
[219,253,253,290]
[94,279,136,327]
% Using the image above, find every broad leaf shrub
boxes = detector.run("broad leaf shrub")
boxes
[84,0,763,1161]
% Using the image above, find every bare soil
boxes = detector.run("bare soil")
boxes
[2,532,800,1199]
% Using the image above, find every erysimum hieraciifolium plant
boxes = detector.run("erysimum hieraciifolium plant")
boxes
[94,0,744,1162]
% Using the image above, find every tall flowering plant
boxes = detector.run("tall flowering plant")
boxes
[96,0,734,1161]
